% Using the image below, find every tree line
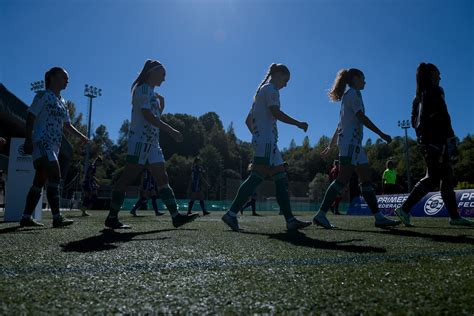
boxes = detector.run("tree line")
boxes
[65,101,474,201]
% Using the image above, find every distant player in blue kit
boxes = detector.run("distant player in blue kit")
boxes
[187,157,210,216]
[240,163,259,216]
[105,59,198,229]
[314,68,401,229]
[394,63,473,227]
[20,67,89,228]
[80,155,102,216]
[222,63,312,231]
[130,169,164,217]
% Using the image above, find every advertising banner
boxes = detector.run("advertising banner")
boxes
[4,138,42,221]
[348,189,474,217]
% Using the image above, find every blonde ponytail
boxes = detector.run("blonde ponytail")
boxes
[328,68,363,102]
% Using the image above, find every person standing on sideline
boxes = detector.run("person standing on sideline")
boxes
[80,155,102,216]
[20,67,89,227]
[187,157,210,216]
[329,159,342,215]
[105,59,198,229]
[315,68,400,229]
[394,63,473,227]
[130,169,164,217]
[222,63,312,231]
[382,160,398,194]
[240,163,259,216]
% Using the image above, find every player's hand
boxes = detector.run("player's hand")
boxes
[381,133,392,144]
[23,138,33,155]
[156,93,165,112]
[321,146,331,156]
[0,137,6,148]
[298,121,308,132]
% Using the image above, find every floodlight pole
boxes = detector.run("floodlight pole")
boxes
[83,84,102,178]
[398,120,412,192]
[30,80,45,93]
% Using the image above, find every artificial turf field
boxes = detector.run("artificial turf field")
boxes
[1,210,474,315]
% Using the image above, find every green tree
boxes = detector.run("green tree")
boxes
[199,144,224,200]
[308,173,329,202]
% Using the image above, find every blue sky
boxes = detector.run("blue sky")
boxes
[1,0,473,148]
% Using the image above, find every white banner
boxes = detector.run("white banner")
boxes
[5,138,42,221]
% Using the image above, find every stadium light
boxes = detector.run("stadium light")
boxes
[30,80,45,93]
[398,119,411,192]
[83,84,102,179]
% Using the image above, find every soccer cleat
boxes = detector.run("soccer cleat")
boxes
[313,211,335,229]
[19,217,45,227]
[81,210,91,217]
[172,213,199,228]
[287,218,312,230]
[130,209,137,217]
[105,216,131,229]
[155,211,165,216]
[52,215,74,228]
[394,207,415,227]
[222,212,240,232]
[449,217,474,227]
[203,210,211,216]
[374,216,401,228]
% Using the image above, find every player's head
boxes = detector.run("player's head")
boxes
[386,159,394,169]
[131,59,166,92]
[328,68,365,102]
[95,155,103,165]
[416,63,440,97]
[45,67,68,91]
[194,157,201,165]
[254,63,290,100]
[333,159,339,166]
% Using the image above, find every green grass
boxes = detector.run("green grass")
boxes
[1,210,474,314]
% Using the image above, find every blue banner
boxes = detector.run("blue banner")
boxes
[348,189,474,217]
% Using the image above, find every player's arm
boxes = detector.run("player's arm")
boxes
[355,111,391,143]
[64,122,89,144]
[321,127,339,156]
[269,106,308,132]
[245,110,253,133]
[141,108,183,142]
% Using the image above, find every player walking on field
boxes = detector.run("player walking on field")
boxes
[314,68,401,229]
[187,157,210,216]
[130,169,164,217]
[394,63,473,227]
[222,63,312,231]
[104,59,198,229]
[80,155,102,216]
[20,67,89,228]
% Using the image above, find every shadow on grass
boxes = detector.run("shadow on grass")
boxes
[241,230,386,253]
[61,228,194,252]
[339,228,474,245]
[0,225,45,234]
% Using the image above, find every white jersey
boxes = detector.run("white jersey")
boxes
[128,84,161,145]
[28,89,70,151]
[337,88,365,147]
[250,82,280,144]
